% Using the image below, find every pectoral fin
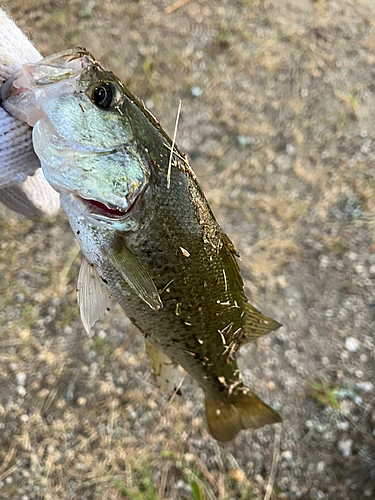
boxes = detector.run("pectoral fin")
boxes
[145,340,181,394]
[107,240,162,311]
[77,256,112,334]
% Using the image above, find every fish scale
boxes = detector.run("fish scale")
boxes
[1,47,282,442]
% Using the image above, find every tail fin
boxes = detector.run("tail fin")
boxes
[205,391,281,443]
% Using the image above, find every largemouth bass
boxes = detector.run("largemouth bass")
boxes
[1,48,281,442]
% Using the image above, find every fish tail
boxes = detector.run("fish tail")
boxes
[205,390,281,443]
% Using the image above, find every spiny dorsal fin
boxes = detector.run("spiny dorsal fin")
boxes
[107,237,162,311]
[220,232,243,289]
[77,256,112,334]
[145,340,181,394]
[220,232,240,258]
[243,302,281,342]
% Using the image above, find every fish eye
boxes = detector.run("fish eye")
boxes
[92,83,117,109]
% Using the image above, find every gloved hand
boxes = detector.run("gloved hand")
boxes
[0,8,60,217]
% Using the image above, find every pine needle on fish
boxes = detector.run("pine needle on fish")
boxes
[167,99,182,189]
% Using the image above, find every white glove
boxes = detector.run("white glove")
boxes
[0,8,60,217]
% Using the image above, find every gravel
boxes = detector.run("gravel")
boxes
[345,337,360,352]
[1,0,375,499]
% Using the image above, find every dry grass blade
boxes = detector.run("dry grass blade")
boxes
[42,387,59,414]
[107,402,116,449]
[187,443,217,490]
[214,444,227,500]
[166,0,193,14]
[0,464,18,482]
[166,371,186,406]
[109,329,136,361]
[125,461,133,491]
[183,467,216,500]
[54,246,81,296]
[167,99,182,189]
[0,339,22,347]
[264,423,282,500]
[223,449,251,495]
[158,463,169,498]
[0,441,17,475]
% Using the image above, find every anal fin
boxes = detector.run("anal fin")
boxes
[145,340,181,394]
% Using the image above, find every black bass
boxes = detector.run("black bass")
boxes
[1,48,281,442]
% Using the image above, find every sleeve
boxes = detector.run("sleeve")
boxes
[0,7,60,217]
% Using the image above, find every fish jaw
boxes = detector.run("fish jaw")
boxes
[61,193,141,231]
[33,115,149,225]
[0,48,93,126]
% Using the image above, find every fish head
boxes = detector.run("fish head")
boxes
[1,48,150,230]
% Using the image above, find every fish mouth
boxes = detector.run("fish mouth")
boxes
[78,195,138,220]
[0,75,20,102]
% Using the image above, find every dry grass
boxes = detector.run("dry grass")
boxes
[1,0,375,498]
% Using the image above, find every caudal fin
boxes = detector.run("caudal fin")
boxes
[205,390,281,443]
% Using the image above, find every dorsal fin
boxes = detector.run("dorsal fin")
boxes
[243,302,281,342]
[220,233,281,342]
[220,232,243,289]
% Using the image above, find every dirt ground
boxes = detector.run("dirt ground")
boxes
[1,0,375,499]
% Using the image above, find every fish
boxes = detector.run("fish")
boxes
[0,48,282,442]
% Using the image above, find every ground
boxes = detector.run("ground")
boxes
[0,0,375,499]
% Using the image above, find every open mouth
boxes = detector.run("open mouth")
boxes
[0,76,19,103]
[79,196,135,219]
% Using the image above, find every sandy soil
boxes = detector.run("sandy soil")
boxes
[1,0,375,499]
